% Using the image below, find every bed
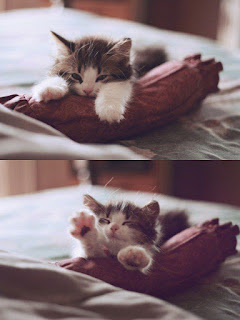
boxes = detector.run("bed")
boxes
[0,184,239,320]
[1,7,240,159]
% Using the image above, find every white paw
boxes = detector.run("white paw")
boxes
[32,76,68,102]
[70,211,96,239]
[117,246,151,272]
[95,101,125,124]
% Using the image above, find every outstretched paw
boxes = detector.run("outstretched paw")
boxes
[95,101,125,124]
[117,246,151,272]
[70,211,96,239]
[32,76,68,102]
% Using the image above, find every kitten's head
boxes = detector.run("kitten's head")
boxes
[50,32,133,97]
[83,194,161,246]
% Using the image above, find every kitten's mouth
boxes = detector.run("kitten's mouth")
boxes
[108,233,119,239]
[83,94,95,99]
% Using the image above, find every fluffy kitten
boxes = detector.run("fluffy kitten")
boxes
[32,32,166,123]
[70,195,189,273]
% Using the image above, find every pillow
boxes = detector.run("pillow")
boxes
[1,54,223,143]
[55,219,239,298]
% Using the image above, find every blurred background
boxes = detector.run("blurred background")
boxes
[0,0,239,49]
[1,160,240,207]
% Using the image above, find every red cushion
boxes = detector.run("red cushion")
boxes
[0,54,223,143]
[55,219,239,298]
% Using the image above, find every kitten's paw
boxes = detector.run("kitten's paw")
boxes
[117,246,151,272]
[95,101,125,123]
[32,77,68,102]
[70,211,96,239]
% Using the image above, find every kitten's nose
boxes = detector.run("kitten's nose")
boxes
[110,224,119,233]
[83,89,93,96]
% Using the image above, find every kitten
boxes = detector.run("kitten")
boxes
[32,32,167,123]
[69,194,189,273]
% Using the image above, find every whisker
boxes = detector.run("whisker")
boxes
[104,177,114,188]
[149,185,157,193]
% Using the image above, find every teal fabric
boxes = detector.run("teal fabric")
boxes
[0,8,238,86]
[1,8,240,159]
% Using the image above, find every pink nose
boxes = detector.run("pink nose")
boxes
[110,224,119,233]
[83,89,93,96]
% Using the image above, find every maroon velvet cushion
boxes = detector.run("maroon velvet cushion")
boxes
[0,54,223,143]
[55,219,239,298]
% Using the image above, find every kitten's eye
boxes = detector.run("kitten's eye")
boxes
[99,218,110,224]
[96,75,107,82]
[122,221,137,227]
[59,70,66,77]
[72,73,83,83]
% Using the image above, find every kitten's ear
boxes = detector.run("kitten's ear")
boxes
[142,201,160,222]
[112,38,132,56]
[51,31,75,55]
[83,194,105,215]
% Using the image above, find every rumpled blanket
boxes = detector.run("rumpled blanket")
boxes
[0,105,141,159]
[0,250,201,320]
[0,54,223,143]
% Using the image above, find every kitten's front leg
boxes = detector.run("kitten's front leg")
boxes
[32,76,69,102]
[95,80,133,123]
[70,211,99,257]
[117,246,152,273]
